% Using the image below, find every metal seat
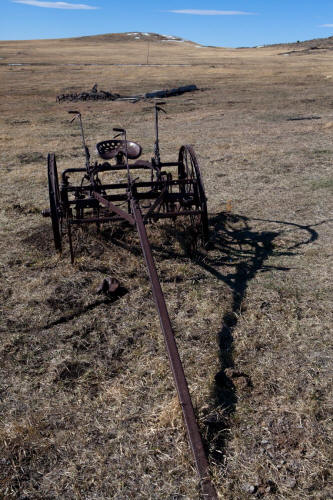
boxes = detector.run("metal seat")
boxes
[96,139,142,160]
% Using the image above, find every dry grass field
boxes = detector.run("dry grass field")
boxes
[0,33,332,499]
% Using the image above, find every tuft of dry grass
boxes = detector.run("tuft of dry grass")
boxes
[1,33,332,499]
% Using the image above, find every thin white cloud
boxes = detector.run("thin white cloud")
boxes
[319,24,333,27]
[168,9,254,16]
[13,0,98,9]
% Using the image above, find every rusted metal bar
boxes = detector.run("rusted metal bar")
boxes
[67,191,183,204]
[67,214,74,264]
[131,198,217,500]
[64,178,194,192]
[92,191,135,225]
[97,160,179,169]
[143,186,168,222]
[97,162,152,171]
[68,216,125,224]
[159,161,180,167]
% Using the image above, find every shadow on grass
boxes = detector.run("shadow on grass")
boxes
[187,212,326,463]
[105,212,327,461]
[43,286,128,330]
[28,211,327,462]
[198,213,281,461]
[152,212,327,461]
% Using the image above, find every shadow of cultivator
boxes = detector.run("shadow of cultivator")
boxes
[42,104,217,499]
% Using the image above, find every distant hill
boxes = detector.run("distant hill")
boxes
[65,32,333,52]
[69,32,197,45]
[3,31,333,53]
[260,35,333,54]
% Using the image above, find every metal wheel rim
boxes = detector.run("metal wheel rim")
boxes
[47,153,62,251]
[178,145,209,242]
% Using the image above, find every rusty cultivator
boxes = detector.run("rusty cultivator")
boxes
[43,104,217,499]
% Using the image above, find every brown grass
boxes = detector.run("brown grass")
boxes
[0,34,332,499]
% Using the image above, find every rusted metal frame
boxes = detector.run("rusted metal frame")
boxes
[159,161,180,167]
[96,162,153,172]
[62,167,86,177]
[68,215,125,224]
[67,209,203,224]
[154,103,162,166]
[66,191,183,204]
[131,198,217,500]
[143,186,168,222]
[63,179,194,192]
[68,197,99,209]
[124,179,194,190]
[60,161,154,184]
[105,191,162,202]
[67,213,75,264]
[92,191,135,225]
[67,193,146,203]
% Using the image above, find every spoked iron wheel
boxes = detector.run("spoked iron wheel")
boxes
[47,153,62,251]
[178,145,209,243]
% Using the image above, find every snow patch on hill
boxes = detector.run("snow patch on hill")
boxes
[123,32,193,43]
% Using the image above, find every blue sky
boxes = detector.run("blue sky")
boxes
[1,0,333,47]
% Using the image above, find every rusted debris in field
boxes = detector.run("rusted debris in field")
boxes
[144,84,198,99]
[42,105,217,498]
[96,277,120,295]
[57,83,198,103]
[286,115,321,121]
[57,84,120,102]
